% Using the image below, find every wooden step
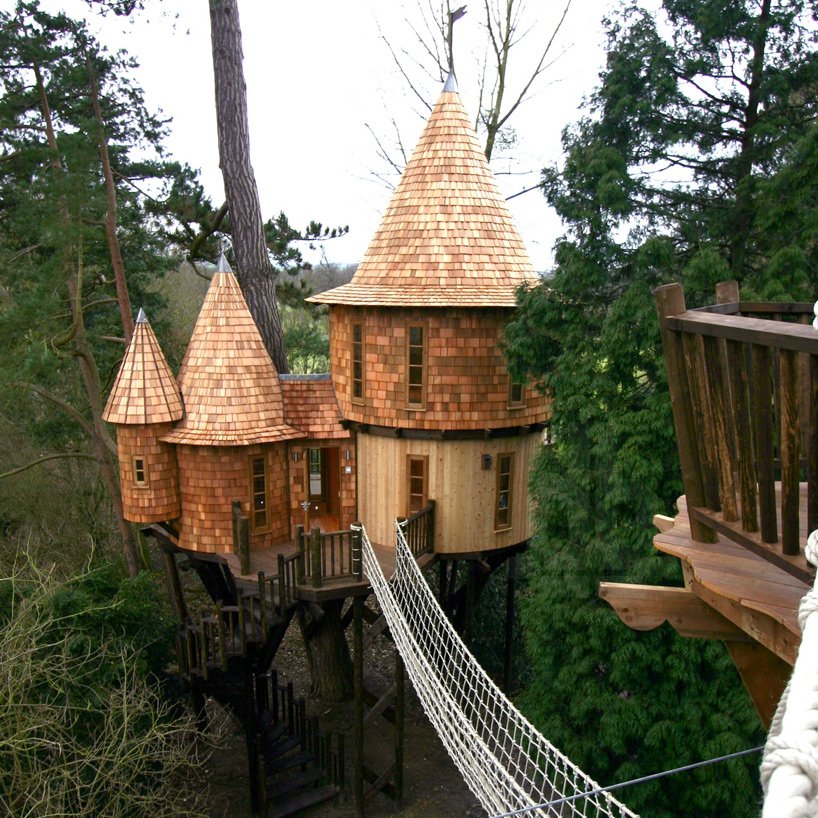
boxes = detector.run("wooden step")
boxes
[266,765,325,801]
[266,784,339,818]
[263,733,302,756]
[264,750,313,776]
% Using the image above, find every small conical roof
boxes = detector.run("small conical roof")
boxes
[103,310,183,425]
[310,77,537,307]
[161,269,304,446]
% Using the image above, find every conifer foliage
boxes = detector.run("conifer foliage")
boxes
[506,1,818,815]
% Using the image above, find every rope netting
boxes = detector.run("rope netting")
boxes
[359,521,638,818]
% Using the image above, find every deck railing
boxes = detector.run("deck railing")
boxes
[398,499,436,558]
[295,525,364,588]
[657,281,817,580]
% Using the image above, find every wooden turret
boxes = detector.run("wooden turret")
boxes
[161,256,304,553]
[310,73,550,553]
[102,308,183,523]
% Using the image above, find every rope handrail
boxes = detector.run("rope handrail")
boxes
[761,529,818,817]
[358,520,638,817]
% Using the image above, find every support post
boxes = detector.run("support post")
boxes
[160,549,189,624]
[503,553,517,692]
[353,595,364,818]
[655,284,717,543]
[352,523,363,581]
[310,526,323,588]
[394,650,405,809]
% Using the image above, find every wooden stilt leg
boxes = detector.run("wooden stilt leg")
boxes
[354,596,364,818]
[394,650,405,809]
[503,554,517,692]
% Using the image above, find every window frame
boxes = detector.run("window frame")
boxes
[351,320,365,405]
[249,455,270,533]
[508,378,525,408]
[132,456,148,488]
[406,454,429,516]
[494,452,514,532]
[406,322,427,410]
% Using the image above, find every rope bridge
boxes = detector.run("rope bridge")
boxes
[358,521,638,818]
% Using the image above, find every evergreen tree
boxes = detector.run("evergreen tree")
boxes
[506,1,818,814]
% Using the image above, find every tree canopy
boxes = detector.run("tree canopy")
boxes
[506,1,818,815]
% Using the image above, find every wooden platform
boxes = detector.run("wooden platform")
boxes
[222,538,402,602]
[652,496,807,665]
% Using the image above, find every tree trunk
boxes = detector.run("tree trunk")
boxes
[33,57,140,578]
[207,0,288,373]
[729,0,772,278]
[297,601,354,701]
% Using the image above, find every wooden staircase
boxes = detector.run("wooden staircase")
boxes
[150,528,344,815]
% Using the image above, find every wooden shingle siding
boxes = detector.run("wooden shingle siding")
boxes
[116,423,180,523]
[309,90,538,309]
[176,444,289,553]
[162,272,304,447]
[329,306,550,430]
[103,316,182,425]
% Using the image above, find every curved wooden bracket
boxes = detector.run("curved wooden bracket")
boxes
[599,582,749,641]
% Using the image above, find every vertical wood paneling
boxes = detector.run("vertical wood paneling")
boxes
[357,431,540,553]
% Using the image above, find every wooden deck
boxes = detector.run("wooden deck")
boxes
[222,538,402,601]
[653,495,807,665]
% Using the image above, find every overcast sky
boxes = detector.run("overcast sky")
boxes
[9,0,620,271]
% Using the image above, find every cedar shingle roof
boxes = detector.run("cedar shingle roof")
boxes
[161,268,304,446]
[309,76,537,308]
[103,309,184,425]
[280,374,349,440]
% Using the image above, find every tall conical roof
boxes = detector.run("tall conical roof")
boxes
[161,266,303,446]
[103,310,183,425]
[310,76,537,307]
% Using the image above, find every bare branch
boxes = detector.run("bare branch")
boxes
[0,452,99,481]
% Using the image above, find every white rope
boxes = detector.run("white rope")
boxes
[358,521,639,818]
[761,530,818,818]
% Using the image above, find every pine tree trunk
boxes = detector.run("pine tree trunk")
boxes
[297,601,354,701]
[207,0,288,373]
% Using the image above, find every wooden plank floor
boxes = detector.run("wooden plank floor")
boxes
[655,495,810,664]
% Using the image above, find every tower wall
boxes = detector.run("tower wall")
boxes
[357,430,542,554]
[176,443,289,554]
[116,423,180,523]
[329,306,550,430]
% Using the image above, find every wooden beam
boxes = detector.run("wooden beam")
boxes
[726,641,791,729]
[599,582,749,641]
[652,514,675,533]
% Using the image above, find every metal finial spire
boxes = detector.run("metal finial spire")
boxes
[217,241,232,273]
[443,71,459,93]
[135,307,147,323]
[447,5,467,79]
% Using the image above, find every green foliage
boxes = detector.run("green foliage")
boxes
[504,1,818,814]
[0,562,208,818]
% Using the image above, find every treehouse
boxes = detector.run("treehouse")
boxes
[601,281,817,726]
[309,72,550,556]
[101,70,552,815]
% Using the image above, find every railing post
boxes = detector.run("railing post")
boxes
[655,284,717,543]
[232,499,250,575]
[295,525,305,584]
[351,522,363,581]
[780,348,801,555]
[427,498,436,553]
[310,527,323,588]
[277,553,287,610]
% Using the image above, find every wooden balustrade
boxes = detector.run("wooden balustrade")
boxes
[399,499,436,557]
[656,282,817,580]
[295,525,363,587]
